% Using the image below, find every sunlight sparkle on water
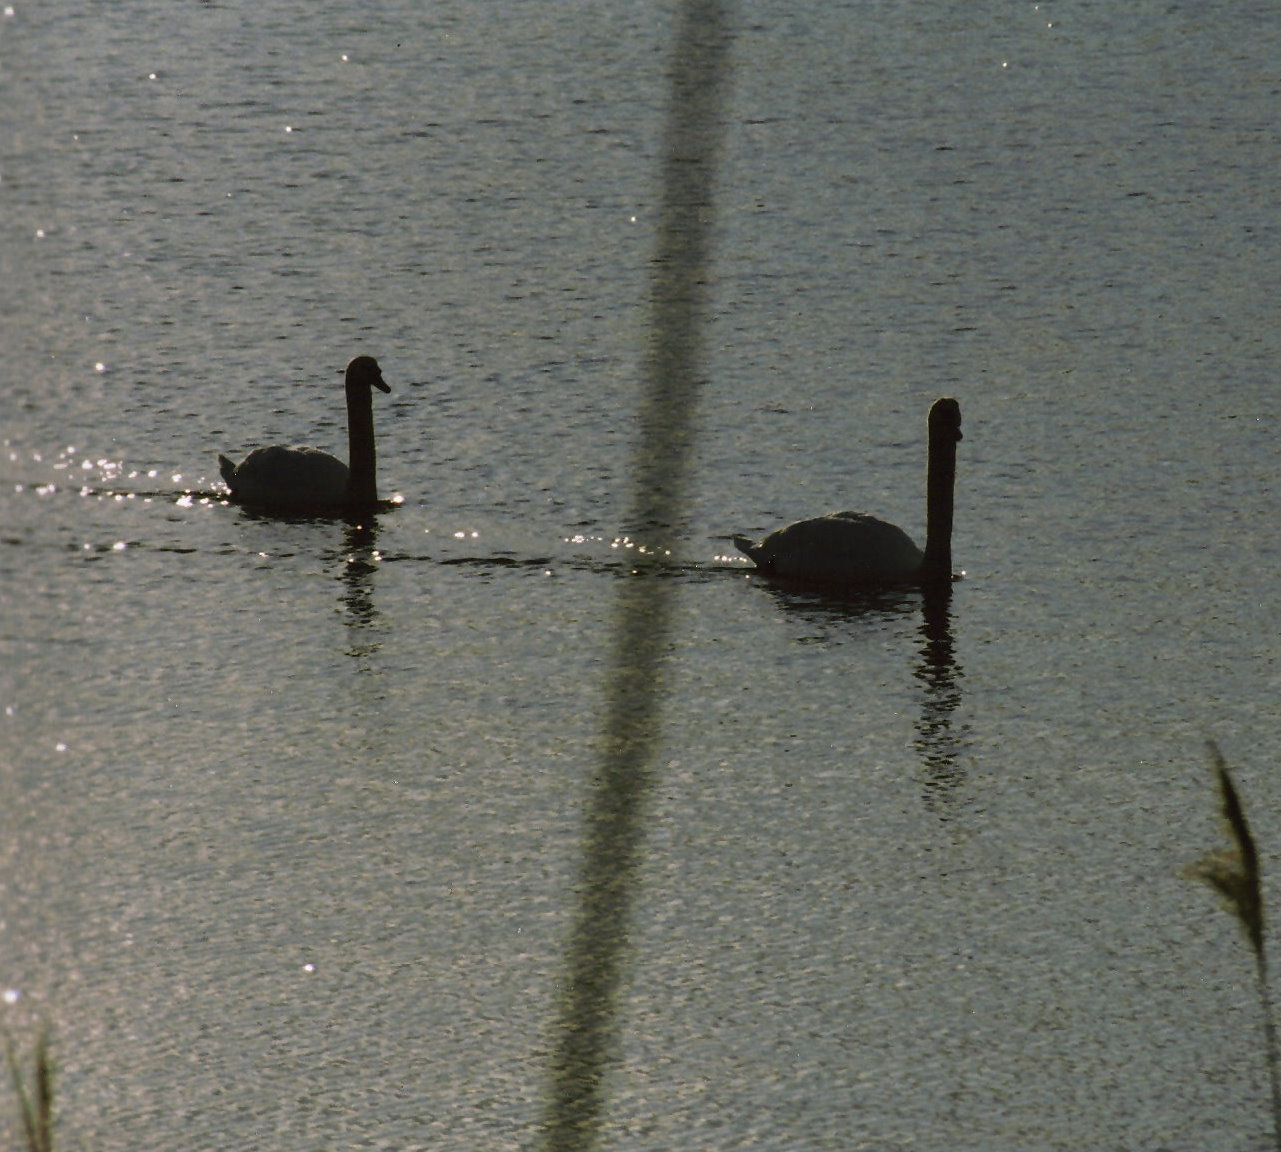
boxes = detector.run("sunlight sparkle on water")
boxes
[608,535,671,558]
[2,989,20,1006]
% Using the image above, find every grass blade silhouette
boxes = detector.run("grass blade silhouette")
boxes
[4,1029,54,1152]
[1186,741,1280,1150]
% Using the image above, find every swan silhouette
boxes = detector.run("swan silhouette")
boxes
[218,355,391,513]
[733,397,962,585]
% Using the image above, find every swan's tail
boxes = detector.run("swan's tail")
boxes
[732,534,772,570]
[217,454,238,489]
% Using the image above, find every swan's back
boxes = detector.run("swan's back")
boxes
[219,445,349,510]
[733,511,923,584]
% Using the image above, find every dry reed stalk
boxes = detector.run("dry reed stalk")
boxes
[4,1028,53,1152]
[1186,741,1281,1151]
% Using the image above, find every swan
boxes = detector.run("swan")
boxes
[218,355,390,513]
[732,397,962,586]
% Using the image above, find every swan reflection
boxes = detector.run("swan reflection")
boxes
[751,578,967,804]
[337,518,383,658]
[914,584,967,809]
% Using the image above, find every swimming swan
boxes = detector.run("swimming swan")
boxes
[218,355,391,513]
[732,397,962,585]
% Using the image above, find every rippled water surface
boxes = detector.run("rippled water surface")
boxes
[3,1,1281,1149]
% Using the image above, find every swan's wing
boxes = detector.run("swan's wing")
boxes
[740,511,923,583]
[224,445,349,508]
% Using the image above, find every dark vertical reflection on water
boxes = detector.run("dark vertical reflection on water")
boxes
[914,584,967,808]
[538,3,733,1150]
[748,579,967,805]
[338,518,383,661]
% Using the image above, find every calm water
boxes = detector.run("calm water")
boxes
[3,1,1281,1148]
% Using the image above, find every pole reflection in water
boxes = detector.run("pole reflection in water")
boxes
[538,2,732,1149]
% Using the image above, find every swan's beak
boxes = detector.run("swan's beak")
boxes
[374,377,391,393]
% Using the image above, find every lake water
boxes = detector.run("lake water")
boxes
[3,0,1281,1148]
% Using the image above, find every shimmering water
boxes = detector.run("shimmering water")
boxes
[3,1,1281,1149]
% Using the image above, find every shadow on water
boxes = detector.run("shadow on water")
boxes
[537,1,733,1149]
[744,576,969,809]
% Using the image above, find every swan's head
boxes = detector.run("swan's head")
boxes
[346,355,391,394]
[929,397,961,443]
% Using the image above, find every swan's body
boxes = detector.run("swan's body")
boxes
[218,355,390,513]
[733,397,962,586]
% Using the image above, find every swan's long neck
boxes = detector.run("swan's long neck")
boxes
[345,382,379,508]
[920,399,960,584]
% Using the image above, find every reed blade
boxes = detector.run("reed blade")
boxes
[1186,741,1278,1151]
[1186,740,1264,960]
